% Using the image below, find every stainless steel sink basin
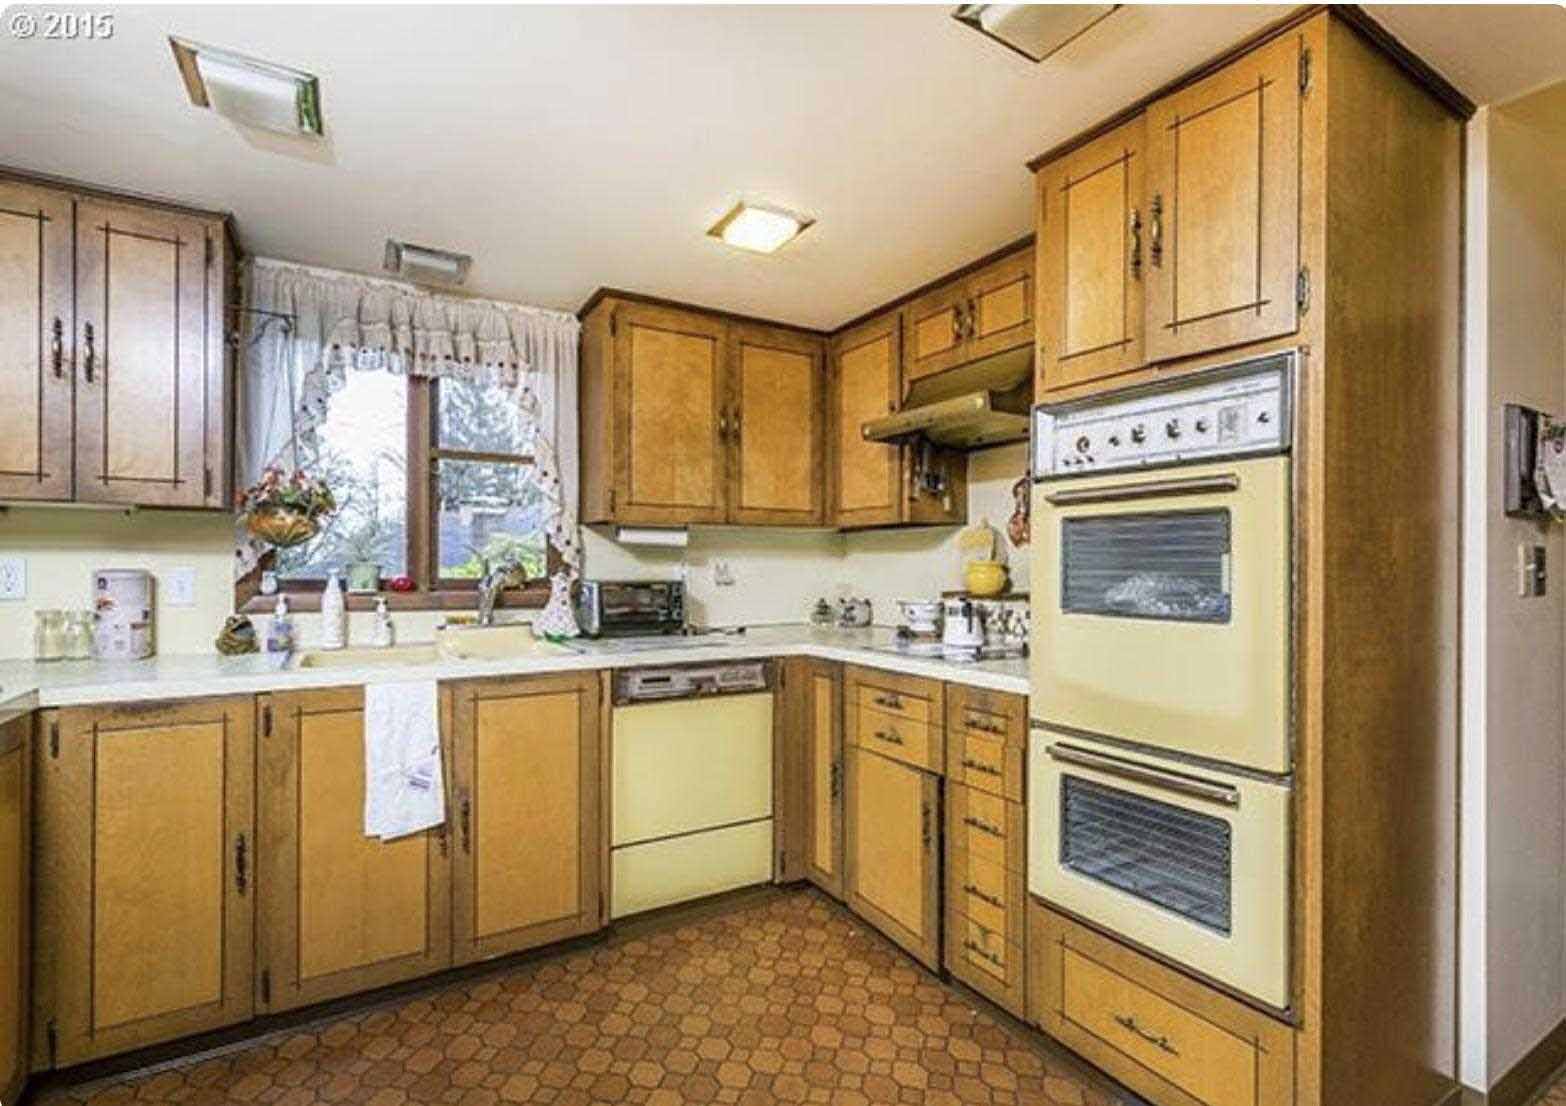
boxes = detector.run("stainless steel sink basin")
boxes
[290,645,441,670]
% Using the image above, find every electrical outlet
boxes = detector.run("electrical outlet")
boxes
[0,557,25,600]
[713,561,735,587]
[1519,543,1548,597]
[164,566,198,607]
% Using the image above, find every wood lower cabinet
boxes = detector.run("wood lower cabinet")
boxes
[447,673,603,966]
[0,712,29,1104]
[32,698,255,1067]
[792,659,844,899]
[257,689,451,1013]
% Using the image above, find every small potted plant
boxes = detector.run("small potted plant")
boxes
[238,466,337,549]
[342,522,384,594]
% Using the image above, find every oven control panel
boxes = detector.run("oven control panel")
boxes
[1033,352,1293,478]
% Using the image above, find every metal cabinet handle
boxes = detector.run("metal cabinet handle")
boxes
[963,939,1003,968]
[1129,208,1143,279]
[460,793,472,854]
[51,317,64,377]
[872,693,904,711]
[718,413,729,440]
[921,801,932,851]
[963,883,1005,910]
[960,757,1002,778]
[234,833,248,895]
[731,408,741,437]
[966,298,978,339]
[1046,743,1240,808]
[951,305,964,344]
[82,321,95,382]
[830,760,842,800]
[1043,473,1239,508]
[872,729,905,746]
[1115,1013,1179,1056]
[963,815,1003,838]
[964,715,1006,736]
[435,822,449,858]
[1149,194,1164,268]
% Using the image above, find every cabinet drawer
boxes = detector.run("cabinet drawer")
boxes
[852,703,940,773]
[946,684,1026,740]
[855,681,935,727]
[945,904,1025,1018]
[946,728,1022,802]
[948,849,1024,945]
[947,784,1023,873]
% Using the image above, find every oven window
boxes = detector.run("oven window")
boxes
[1060,509,1231,622]
[1061,776,1233,935]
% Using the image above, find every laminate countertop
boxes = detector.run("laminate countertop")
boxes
[0,624,1029,710]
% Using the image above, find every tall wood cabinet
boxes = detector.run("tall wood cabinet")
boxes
[257,688,452,1012]
[32,698,255,1067]
[0,172,234,508]
[579,296,826,527]
[0,711,29,1106]
[793,658,844,899]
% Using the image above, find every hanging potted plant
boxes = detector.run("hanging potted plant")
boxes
[238,466,337,549]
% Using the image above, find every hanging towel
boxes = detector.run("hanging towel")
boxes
[363,679,445,841]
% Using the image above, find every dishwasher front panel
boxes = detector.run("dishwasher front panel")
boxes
[612,821,775,919]
[611,692,774,847]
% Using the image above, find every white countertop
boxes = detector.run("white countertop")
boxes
[0,624,1029,710]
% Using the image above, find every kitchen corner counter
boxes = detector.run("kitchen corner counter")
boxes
[0,625,1029,709]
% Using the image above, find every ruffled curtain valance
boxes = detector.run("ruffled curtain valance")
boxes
[236,257,582,581]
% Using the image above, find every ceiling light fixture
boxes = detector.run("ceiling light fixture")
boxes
[951,5,1118,63]
[706,201,814,255]
[383,240,473,286]
[170,37,323,137]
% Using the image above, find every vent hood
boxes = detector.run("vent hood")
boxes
[861,346,1032,450]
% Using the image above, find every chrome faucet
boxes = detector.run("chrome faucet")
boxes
[476,558,514,627]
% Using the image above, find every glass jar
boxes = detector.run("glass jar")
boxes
[34,610,66,662]
[63,611,94,660]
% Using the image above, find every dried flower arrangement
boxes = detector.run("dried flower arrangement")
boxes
[238,466,338,548]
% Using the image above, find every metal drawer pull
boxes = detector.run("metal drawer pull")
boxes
[963,939,1003,968]
[1046,744,1240,807]
[51,317,64,376]
[872,729,905,746]
[963,883,1005,910]
[1043,473,1240,507]
[1129,208,1143,279]
[82,321,96,382]
[961,757,1002,777]
[872,693,905,711]
[1115,1013,1179,1056]
[830,760,842,800]
[963,815,1003,838]
[234,833,248,896]
[1149,193,1164,268]
[460,793,473,854]
[964,715,1006,736]
[921,802,932,850]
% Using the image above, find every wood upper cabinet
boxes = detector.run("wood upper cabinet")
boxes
[829,312,902,528]
[728,322,826,525]
[257,688,451,1013]
[1143,31,1303,364]
[32,698,254,1067]
[1036,116,1147,396]
[795,659,844,899]
[902,279,971,384]
[447,673,602,966]
[903,244,1034,390]
[0,179,74,501]
[0,713,29,1106]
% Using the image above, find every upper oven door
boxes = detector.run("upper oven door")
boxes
[1031,456,1290,774]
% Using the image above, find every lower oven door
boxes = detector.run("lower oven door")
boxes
[1028,728,1290,1009]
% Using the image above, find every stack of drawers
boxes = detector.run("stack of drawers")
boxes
[944,684,1028,1017]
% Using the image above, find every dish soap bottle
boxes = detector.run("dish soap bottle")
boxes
[265,595,295,654]
[319,569,347,650]
[371,596,395,648]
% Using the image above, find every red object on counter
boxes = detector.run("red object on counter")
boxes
[387,575,417,592]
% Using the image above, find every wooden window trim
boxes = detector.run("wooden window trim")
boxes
[235,375,560,615]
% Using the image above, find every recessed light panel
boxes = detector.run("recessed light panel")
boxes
[170,37,323,136]
[952,5,1118,63]
[707,202,813,255]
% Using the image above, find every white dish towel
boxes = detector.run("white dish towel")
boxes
[363,679,445,842]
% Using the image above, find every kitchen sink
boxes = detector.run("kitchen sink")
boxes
[290,644,442,670]
[435,624,574,661]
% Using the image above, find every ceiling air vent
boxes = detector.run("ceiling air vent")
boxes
[383,241,473,287]
[170,37,323,136]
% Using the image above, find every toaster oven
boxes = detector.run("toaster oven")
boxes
[575,580,686,637]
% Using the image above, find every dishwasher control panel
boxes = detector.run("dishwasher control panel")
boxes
[615,661,771,704]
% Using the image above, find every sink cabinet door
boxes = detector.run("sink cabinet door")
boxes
[0,713,29,1104]
[32,698,254,1066]
[257,689,452,1012]
[447,673,603,966]
[796,660,844,899]
[844,745,941,971]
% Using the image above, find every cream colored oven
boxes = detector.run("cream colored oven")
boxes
[1029,728,1291,1008]
[1031,352,1294,774]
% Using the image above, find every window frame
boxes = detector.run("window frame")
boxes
[236,375,560,614]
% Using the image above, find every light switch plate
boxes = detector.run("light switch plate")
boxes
[164,566,198,607]
[0,557,25,600]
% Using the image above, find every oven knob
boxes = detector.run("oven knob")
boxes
[1075,435,1091,454]
[1165,419,1181,439]
[1195,417,1210,434]
[1130,424,1147,444]
[1258,410,1273,424]
[1107,434,1121,447]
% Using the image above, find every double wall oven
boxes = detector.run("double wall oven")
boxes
[1029,352,1296,1011]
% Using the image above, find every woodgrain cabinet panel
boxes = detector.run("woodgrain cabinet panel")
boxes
[0,179,73,500]
[258,689,451,1013]
[845,744,940,971]
[729,323,825,525]
[902,281,970,385]
[796,660,844,899]
[0,715,29,1105]
[1036,117,1147,395]
[1144,32,1302,363]
[966,248,1034,364]
[448,673,602,966]
[33,698,253,1066]
[830,313,903,528]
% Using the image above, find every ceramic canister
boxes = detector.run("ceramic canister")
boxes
[92,569,155,660]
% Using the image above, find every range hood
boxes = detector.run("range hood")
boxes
[861,346,1033,449]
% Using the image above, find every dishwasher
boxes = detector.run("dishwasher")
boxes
[610,661,774,919]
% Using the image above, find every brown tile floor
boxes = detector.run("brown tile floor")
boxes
[34,887,1144,1106]
[1539,1070,1566,1105]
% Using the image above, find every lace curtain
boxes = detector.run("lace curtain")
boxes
[235,258,582,581]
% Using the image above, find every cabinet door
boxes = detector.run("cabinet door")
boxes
[0,714,29,1105]
[1036,117,1147,395]
[258,689,451,1013]
[965,247,1034,364]
[902,280,970,386]
[0,179,74,501]
[33,698,254,1066]
[449,674,602,966]
[799,661,844,899]
[1144,33,1302,364]
[728,323,825,526]
[845,745,940,971]
[74,199,225,508]
[614,302,728,524]
[831,313,903,528]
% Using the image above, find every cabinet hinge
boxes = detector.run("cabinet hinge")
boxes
[260,968,271,1006]
[1299,46,1312,95]
[46,1019,58,1069]
[48,718,59,759]
[1296,266,1312,315]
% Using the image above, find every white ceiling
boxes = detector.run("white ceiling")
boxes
[3,4,1564,331]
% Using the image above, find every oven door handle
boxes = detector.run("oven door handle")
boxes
[1042,473,1240,507]
[1045,743,1240,807]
